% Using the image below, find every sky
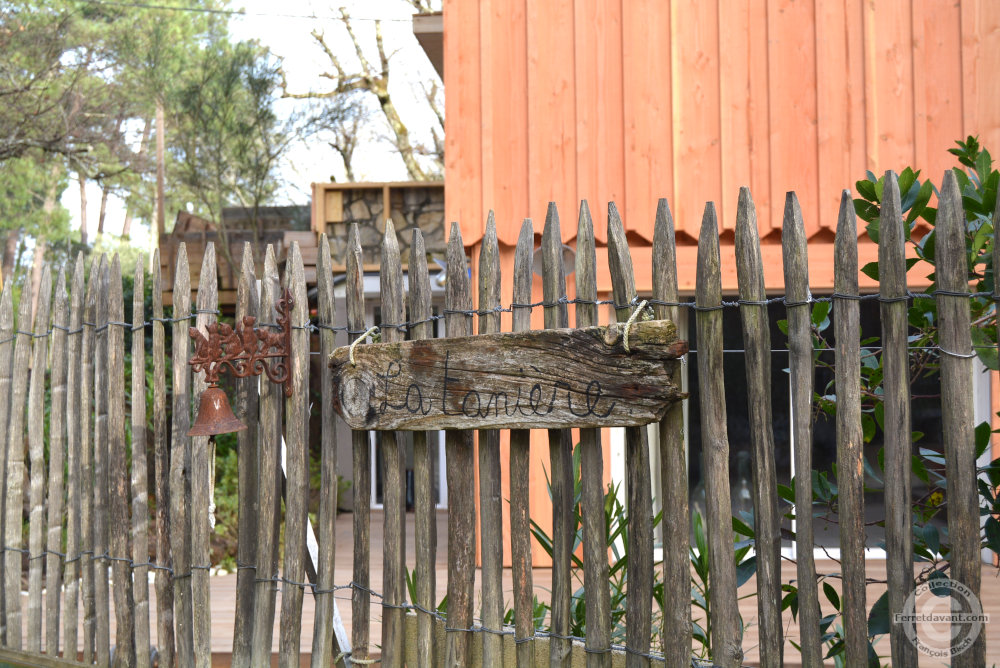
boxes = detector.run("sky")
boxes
[59,0,441,256]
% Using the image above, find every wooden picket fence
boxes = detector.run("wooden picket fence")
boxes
[0,170,986,667]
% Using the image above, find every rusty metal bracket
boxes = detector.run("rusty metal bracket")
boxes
[189,287,294,397]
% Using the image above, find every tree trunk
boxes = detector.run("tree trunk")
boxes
[96,185,109,240]
[29,237,47,323]
[79,174,89,246]
[375,89,427,181]
[120,208,134,241]
[2,231,18,286]
[121,118,152,240]
[156,100,166,242]
[31,170,59,320]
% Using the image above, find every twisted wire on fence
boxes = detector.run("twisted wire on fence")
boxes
[2,541,714,666]
[0,278,992,665]
[3,289,994,356]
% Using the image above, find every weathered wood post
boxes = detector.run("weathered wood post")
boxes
[608,203,653,668]
[509,218,536,667]
[0,260,14,647]
[81,257,99,661]
[108,256,136,668]
[26,265,52,653]
[94,256,111,667]
[191,246,217,668]
[443,223,475,668]
[5,267,34,650]
[477,214,505,667]
[938,171,984,666]
[345,226,371,664]
[781,193,822,666]
[542,204,574,668]
[652,198,690,668]
[151,249,175,668]
[46,267,68,658]
[131,256,151,668]
[311,234,339,668]
[577,202,611,668]
[878,173,917,667]
[169,246,194,666]
[695,204,741,667]
[63,254,86,659]
[378,223,407,667]
[278,243,310,668]
[408,229,437,668]
[834,191,866,666]
[249,246,284,666]
[232,243,259,667]
[733,188,782,664]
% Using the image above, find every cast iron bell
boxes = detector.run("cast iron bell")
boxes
[187,288,293,436]
[188,385,247,436]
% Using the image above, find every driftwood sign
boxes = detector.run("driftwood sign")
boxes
[329,319,687,430]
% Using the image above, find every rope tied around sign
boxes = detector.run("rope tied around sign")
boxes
[349,325,379,366]
[622,299,649,353]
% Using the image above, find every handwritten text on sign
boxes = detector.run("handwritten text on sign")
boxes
[329,320,688,431]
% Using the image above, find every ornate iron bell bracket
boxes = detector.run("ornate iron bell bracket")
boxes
[187,288,294,436]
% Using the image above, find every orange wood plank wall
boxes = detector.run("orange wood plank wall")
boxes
[442,0,1000,566]
[444,0,1000,276]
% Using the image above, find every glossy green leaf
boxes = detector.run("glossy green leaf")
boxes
[736,555,757,588]
[823,581,841,611]
[856,179,877,202]
[867,591,890,637]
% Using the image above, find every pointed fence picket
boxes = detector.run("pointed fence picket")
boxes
[311,234,339,668]
[781,192,823,666]
[652,198,689,668]
[108,257,135,667]
[26,266,52,653]
[0,184,989,667]
[443,222,476,668]
[191,246,217,668]
[576,203,611,668]
[131,256,151,668]
[62,256,84,660]
[232,243,259,668]
[278,243,310,668]
[477,214,504,668]
[93,257,110,668]
[345,226,372,665]
[249,246,283,667]
[542,205,575,668]
[378,223,407,666]
[151,248,175,668]
[408,228,437,668]
[509,218,536,668]
[5,267,34,651]
[835,191,867,666]
[45,269,68,659]
[694,204,742,667]
[879,174,918,667]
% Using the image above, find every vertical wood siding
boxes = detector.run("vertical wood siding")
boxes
[445,0,1000,255]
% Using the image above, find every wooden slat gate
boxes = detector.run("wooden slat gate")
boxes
[0,173,989,667]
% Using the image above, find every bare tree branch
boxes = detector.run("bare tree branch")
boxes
[281,5,441,180]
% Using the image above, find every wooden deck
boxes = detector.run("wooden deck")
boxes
[85,510,998,665]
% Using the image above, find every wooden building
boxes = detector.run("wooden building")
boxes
[438,0,1000,292]
[310,181,446,274]
[159,207,315,307]
[418,0,1000,564]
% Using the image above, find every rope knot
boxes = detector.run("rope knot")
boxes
[349,326,379,365]
[622,299,648,353]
